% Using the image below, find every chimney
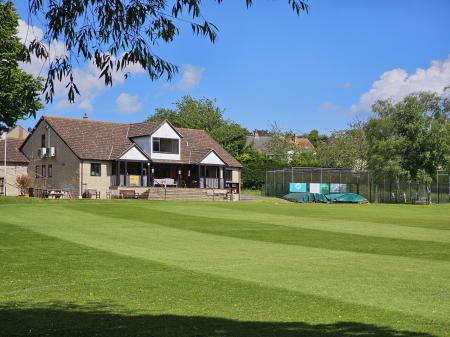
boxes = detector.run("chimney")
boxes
[82,112,88,120]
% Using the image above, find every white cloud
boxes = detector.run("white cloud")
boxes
[351,55,450,113]
[17,20,145,112]
[163,64,204,90]
[115,93,142,114]
[316,102,340,113]
[342,81,352,89]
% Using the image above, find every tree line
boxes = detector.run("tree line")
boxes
[147,92,450,190]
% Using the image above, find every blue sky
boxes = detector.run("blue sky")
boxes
[13,0,450,134]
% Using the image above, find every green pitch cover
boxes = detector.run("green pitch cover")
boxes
[283,192,368,204]
[325,193,368,203]
[282,193,329,203]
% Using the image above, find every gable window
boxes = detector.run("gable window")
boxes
[90,163,101,176]
[48,165,53,178]
[152,138,179,154]
[41,134,45,148]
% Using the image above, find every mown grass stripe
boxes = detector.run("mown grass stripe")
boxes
[3,206,450,323]
[215,201,450,230]
[69,203,450,261]
[1,223,448,337]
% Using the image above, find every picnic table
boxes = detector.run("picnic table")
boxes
[46,189,64,199]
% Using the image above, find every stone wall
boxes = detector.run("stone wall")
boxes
[21,120,81,198]
[80,160,113,199]
[0,164,28,196]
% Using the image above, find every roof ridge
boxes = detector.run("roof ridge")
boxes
[44,116,128,126]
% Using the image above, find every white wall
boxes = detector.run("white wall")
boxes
[120,146,148,161]
[132,122,181,161]
[200,152,225,165]
[151,122,181,160]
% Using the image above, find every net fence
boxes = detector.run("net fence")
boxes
[264,167,450,204]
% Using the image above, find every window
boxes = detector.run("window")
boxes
[42,165,46,178]
[41,134,45,148]
[90,163,101,176]
[152,138,179,154]
[225,169,232,182]
[48,165,53,177]
[35,166,39,178]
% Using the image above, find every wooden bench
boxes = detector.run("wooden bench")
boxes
[119,190,139,199]
[412,196,430,204]
[83,189,100,199]
[154,178,177,187]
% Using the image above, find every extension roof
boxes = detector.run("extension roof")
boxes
[0,138,29,164]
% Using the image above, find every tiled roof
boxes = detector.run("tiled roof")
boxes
[176,128,242,167]
[247,134,315,153]
[37,117,241,167]
[128,120,163,138]
[44,117,132,160]
[0,138,29,164]
[288,136,315,150]
[246,135,272,152]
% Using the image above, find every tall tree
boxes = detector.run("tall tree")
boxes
[317,123,367,170]
[26,0,308,103]
[148,96,248,157]
[265,122,294,161]
[365,91,450,186]
[0,1,42,131]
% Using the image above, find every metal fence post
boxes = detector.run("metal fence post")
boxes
[436,171,439,204]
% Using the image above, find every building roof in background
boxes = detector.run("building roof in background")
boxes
[246,132,315,154]
[246,134,273,152]
[6,125,29,140]
[26,116,242,167]
[287,136,315,150]
[0,138,29,164]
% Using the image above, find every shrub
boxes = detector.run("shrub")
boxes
[16,174,31,195]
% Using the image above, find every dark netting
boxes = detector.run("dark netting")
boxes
[265,167,449,204]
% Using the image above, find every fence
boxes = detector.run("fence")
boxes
[264,167,450,204]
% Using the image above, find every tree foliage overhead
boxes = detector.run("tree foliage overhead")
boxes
[0,0,42,131]
[27,0,308,103]
[148,96,248,158]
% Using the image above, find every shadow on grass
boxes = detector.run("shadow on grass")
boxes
[0,302,437,337]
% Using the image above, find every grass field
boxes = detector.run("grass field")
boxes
[1,197,449,337]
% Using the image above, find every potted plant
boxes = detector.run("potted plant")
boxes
[16,174,31,196]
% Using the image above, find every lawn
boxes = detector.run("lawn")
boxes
[1,197,449,337]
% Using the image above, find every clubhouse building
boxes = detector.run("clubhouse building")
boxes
[14,116,242,199]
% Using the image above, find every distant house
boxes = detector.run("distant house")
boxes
[246,132,274,154]
[286,135,315,151]
[246,131,314,156]
[19,116,242,199]
[0,126,30,196]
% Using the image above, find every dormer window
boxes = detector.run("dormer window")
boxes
[153,138,179,154]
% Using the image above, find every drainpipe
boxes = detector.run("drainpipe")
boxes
[79,160,83,198]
